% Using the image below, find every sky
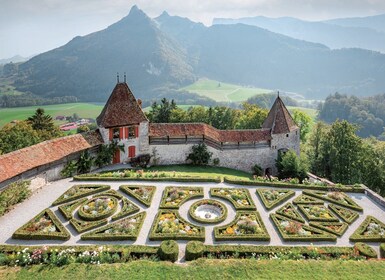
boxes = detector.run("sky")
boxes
[1,0,385,59]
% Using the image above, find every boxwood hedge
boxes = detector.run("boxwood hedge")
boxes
[309,221,349,237]
[380,243,385,258]
[210,188,256,210]
[158,240,179,262]
[69,217,108,233]
[52,185,110,206]
[328,204,359,224]
[119,185,156,207]
[58,198,88,220]
[349,215,385,242]
[297,204,339,222]
[275,203,305,223]
[188,199,227,224]
[256,188,295,210]
[354,242,377,258]
[303,190,363,212]
[159,186,204,209]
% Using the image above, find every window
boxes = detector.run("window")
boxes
[286,134,289,137]
[128,127,135,139]
[113,128,120,139]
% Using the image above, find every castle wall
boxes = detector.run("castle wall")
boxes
[270,128,300,155]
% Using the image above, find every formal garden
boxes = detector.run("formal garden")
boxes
[0,166,385,270]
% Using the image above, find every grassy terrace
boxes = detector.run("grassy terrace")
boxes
[1,259,385,280]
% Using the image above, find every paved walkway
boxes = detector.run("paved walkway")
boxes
[0,178,384,262]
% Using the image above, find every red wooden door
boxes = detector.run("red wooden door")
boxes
[113,149,120,164]
[128,146,136,158]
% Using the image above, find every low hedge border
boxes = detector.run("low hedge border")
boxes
[12,209,70,241]
[93,189,123,199]
[256,188,295,210]
[380,243,385,258]
[119,185,156,207]
[111,198,140,221]
[159,186,204,209]
[270,214,337,242]
[309,221,349,237]
[292,194,325,205]
[349,215,385,242]
[158,240,179,262]
[52,185,111,206]
[297,204,339,222]
[78,196,118,221]
[188,199,227,224]
[74,175,221,183]
[58,198,88,220]
[275,203,305,223]
[223,177,365,193]
[214,211,270,241]
[303,190,363,212]
[70,217,108,233]
[185,242,360,261]
[354,242,378,258]
[328,204,359,224]
[149,209,205,241]
[81,212,146,241]
[210,188,256,210]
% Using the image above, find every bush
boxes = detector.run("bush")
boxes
[185,241,204,261]
[380,243,385,258]
[60,161,78,178]
[252,164,263,176]
[186,143,212,165]
[0,181,31,217]
[354,243,377,258]
[276,149,308,182]
[212,158,220,166]
[77,150,94,174]
[158,240,179,262]
[131,154,151,168]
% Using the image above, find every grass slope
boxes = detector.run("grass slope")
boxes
[287,106,318,120]
[1,260,385,280]
[181,78,272,102]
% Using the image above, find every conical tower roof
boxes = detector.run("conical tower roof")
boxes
[97,82,147,128]
[262,96,298,134]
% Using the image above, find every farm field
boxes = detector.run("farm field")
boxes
[287,106,318,121]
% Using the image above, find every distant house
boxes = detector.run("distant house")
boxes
[55,116,66,121]
[59,122,78,131]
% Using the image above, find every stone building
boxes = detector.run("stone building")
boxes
[96,82,300,174]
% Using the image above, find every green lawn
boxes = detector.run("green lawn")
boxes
[287,106,318,121]
[0,103,103,127]
[1,259,385,280]
[181,78,272,103]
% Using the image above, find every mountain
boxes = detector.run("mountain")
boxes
[0,55,30,65]
[325,14,385,34]
[15,6,195,102]
[213,16,385,53]
[10,6,385,102]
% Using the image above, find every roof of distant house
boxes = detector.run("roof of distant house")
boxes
[0,131,103,183]
[262,96,298,134]
[96,82,148,128]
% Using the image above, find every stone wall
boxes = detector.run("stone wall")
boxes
[270,128,300,155]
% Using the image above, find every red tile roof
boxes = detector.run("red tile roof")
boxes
[149,123,271,143]
[0,133,102,183]
[97,83,148,128]
[262,96,298,134]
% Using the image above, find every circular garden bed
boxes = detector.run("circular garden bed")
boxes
[189,199,227,224]
[78,196,118,221]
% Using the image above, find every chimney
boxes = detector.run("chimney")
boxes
[137,99,142,108]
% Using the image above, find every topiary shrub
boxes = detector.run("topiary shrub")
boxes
[354,242,377,258]
[185,241,204,261]
[380,243,385,258]
[158,240,179,262]
[252,164,263,176]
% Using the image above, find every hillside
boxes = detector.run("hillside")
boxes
[325,14,385,33]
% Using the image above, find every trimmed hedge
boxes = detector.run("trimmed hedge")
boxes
[111,198,140,221]
[292,194,324,205]
[149,210,205,241]
[52,185,111,206]
[214,211,270,241]
[159,186,204,209]
[158,240,179,262]
[297,204,339,222]
[78,196,118,221]
[12,209,70,241]
[70,217,108,233]
[303,190,363,212]
[58,198,88,220]
[119,185,155,207]
[93,189,123,199]
[309,221,349,237]
[380,243,385,258]
[189,199,227,224]
[210,188,256,210]
[328,204,359,224]
[223,177,365,193]
[75,175,221,183]
[275,203,305,223]
[354,242,377,258]
[81,212,146,241]
[256,188,295,210]
[270,214,337,242]
[185,241,204,261]
[349,215,385,242]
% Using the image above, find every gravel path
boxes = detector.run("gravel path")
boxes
[0,178,384,262]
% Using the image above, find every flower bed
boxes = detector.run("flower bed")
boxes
[149,210,205,241]
[111,198,140,221]
[189,199,227,224]
[78,196,118,221]
[159,186,203,209]
[328,204,359,224]
[270,214,337,242]
[303,190,363,211]
[309,221,349,237]
[214,211,270,241]
[58,198,88,220]
[210,188,256,210]
[69,218,108,233]
[350,216,385,242]
[93,189,123,200]
[292,194,324,205]
[12,209,70,240]
[52,185,110,206]
[256,188,295,210]
[275,203,305,223]
[297,205,339,222]
[81,212,146,241]
[119,185,155,207]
